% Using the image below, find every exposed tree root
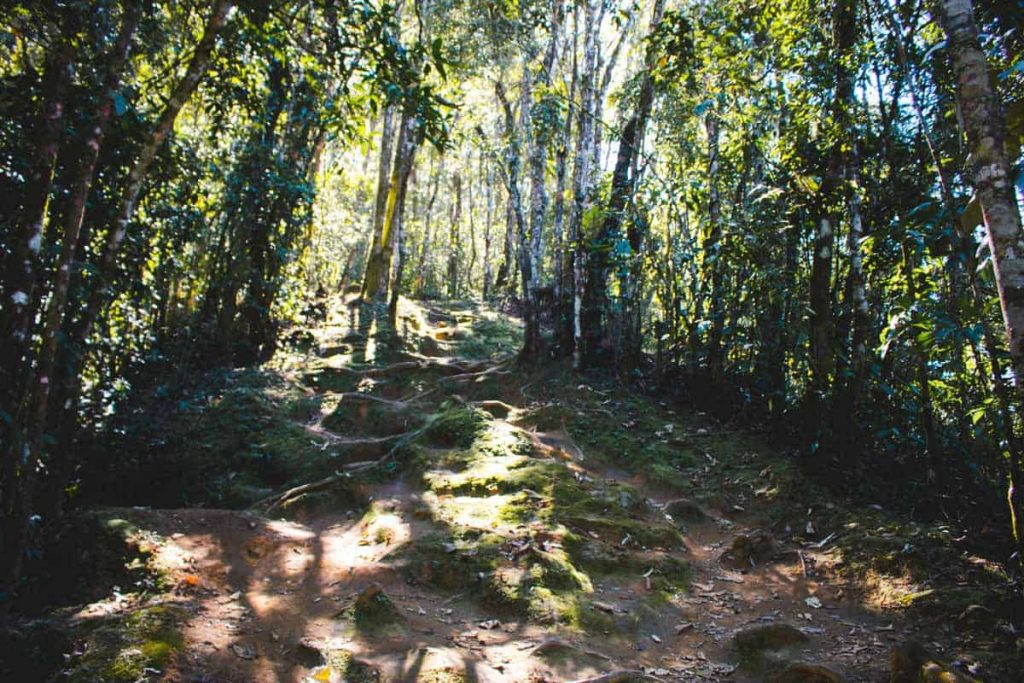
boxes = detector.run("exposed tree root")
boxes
[330,388,435,408]
[300,424,416,447]
[327,355,509,378]
[254,421,433,514]
[567,671,659,683]
[471,399,518,418]
[443,359,514,383]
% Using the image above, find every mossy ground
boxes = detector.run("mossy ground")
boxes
[64,605,186,683]
[399,396,692,633]
[29,298,1022,682]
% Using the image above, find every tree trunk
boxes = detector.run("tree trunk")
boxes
[361,105,398,299]
[936,0,1024,551]
[416,155,442,298]
[1,0,232,597]
[806,0,857,452]
[483,160,495,300]
[0,39,75,424]
[447,174,462,298]
[703,112,725,384]
[568,0,600,370]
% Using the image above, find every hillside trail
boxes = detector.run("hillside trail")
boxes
[84,301,917,683]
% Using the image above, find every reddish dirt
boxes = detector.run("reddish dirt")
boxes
[104,458,902,682]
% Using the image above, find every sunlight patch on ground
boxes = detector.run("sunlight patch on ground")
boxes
[266,519,317,541]
[424,452,530,494]
[423,491,519,532]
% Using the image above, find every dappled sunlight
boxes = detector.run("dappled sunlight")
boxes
[424,491,521,532]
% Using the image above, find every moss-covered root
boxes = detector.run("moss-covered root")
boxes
[65,605,185,683]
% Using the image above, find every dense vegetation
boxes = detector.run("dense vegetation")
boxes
[1,0,1024,676]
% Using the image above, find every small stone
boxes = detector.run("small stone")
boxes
[767,662,847,683]
[664,498,707,523]
[727,529,778,566]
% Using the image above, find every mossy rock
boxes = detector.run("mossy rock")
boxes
[351,583,404,634]
[664,497,707,523]
[733,624,809,652]
[400,534,501,590]
[304,648,380,683]
[424,403,491,447]
[890,641,980,683]
[559,514,682,549]
[728,529,778,566]
[321,400,418,437]
[65,605,185,683]
[417,668,469,683]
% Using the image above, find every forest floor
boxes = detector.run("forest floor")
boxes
[6,299,1021,682]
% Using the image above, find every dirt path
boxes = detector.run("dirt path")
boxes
[109,440,898,682]
[56,302,929,682]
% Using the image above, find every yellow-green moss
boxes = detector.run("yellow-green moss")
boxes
[66,605,185,683]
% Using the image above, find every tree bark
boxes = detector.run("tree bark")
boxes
[806,0,857,451]
[936,0,1024,550]
[703,112,725,383]
[361,105,398,299]
[568,0,600,370]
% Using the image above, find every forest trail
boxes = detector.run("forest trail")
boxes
[46,300,996,683]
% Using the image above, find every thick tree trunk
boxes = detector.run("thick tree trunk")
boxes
[361,105,398,300]
[936,0,1024,550]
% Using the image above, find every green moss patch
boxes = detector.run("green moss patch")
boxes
[343,583,405,636]
[423,402,491,447]
[404,394,691,631]
[321,398,420,437]
[65,605,186,683]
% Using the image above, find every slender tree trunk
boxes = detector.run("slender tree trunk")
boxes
[23,4,142,525]
[1,0,232,596]
[582,0,663,371]
[447,174,462,298]
[0,40,76,421]
[568,0,600,370]
[416,155,442,298]
[553,69,573,351]
[806,0,856,452]
[902,244,943,482]
[483,160,494,299]
[704,112,725,384]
